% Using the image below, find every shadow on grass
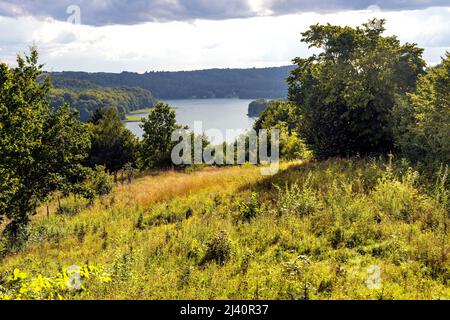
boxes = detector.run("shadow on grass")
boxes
[237,161,318,194]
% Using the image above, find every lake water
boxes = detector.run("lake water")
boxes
[125,99,257,143]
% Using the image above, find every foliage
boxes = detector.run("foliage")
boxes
[139,102,182,169]
[248,99,269,117]
[86,107,138,174]
[275,179,322,217]
[48,86,155,122]
[236,193,261,222]
[201,230,232,266]
[288,19,426,158]
[0,265,111,300]
[0,47,90,243]
[85,166,115,197]
[393,53,450,166]
[254,100,310,160]
[50,66,294,100]
[254,100,299,133]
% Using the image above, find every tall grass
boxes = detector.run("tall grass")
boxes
[0,159,448,299]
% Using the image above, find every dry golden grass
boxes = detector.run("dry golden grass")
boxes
[35,165,266,219]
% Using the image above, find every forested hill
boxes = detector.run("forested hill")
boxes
[49,66,294,100]
[48,87,156,122]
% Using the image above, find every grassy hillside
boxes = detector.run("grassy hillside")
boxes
[0,159,448,300]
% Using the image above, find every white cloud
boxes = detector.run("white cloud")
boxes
[1,7,449,72]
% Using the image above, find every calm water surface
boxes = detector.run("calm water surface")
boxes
[126,99,256,143]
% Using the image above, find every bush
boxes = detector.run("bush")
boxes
[253,100,310,160]
[201,230,232,266]
[86,166,114,197]
[371,168,419,222]
[0,221,30,258]
[0,265,111,300]
[236,193,261,222]
[275,181,321,217]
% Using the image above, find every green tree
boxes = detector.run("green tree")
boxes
[254,100,308,160]
[40,104,92,199]
[248,99,269,117]
[140,102,182,169]
[288,19,426,158]
[254,100,300,133]
[48,86,155,122]
[393,53,450,165]
[0,48,90,245]
[87,107,138,177]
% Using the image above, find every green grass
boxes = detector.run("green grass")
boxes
[125,107,155,122]
[0,159,449,300]
[129,108,154,114]
[124,115,145,122]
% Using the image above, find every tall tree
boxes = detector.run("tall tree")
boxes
[87,107,138,176]
[393,53,450,165]
[0,48,90,244]
[288,19,426,158]
[140,102,182,169]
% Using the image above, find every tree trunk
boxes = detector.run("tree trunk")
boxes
[57,196,62,213]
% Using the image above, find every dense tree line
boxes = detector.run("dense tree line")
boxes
[48,86,155,122]
[50,66,293,100]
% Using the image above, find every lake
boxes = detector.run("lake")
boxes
[125,99,257,143]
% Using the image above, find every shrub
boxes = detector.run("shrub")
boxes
[253,100,310,160]
[86,165,114,197]
[236,193,261,222]
[0,265,111,300]
[371,168,418,222]
[201,230,232,266]
[275,181,321,217]
[0,222,30,258]
[135,213,145,230]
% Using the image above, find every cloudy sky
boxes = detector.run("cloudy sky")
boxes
[0,1,449,72]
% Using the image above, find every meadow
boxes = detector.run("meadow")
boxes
[0,158,448,300]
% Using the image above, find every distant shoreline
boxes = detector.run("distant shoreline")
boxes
[124,98,270,122]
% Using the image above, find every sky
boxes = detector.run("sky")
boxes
[0,1,449,72]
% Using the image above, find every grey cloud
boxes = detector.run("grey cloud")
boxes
[267,0,450,14]
[0,0,253,25]
[0,0,448,26]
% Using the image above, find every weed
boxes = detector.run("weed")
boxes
[201,230,232,266]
